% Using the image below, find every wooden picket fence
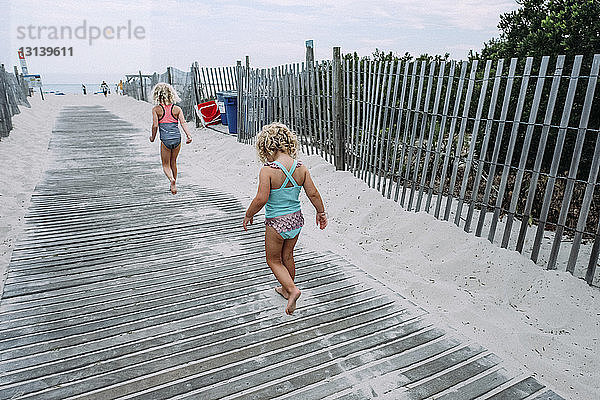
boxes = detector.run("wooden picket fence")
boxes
[123,64,237,123]
[0,64,31,138]
[122,50,600,287]
[235,51,600,287]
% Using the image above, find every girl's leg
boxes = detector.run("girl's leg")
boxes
[265,226,301,315]
[170,143,181,181]
[160,143,176,194]
[276,235,299,299]
[282,236,299,280]
[169,143,181,194]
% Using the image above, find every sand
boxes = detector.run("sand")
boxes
[0,95,64,298]
[1,94,598,399]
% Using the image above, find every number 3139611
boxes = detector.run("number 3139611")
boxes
[19,47,73,56]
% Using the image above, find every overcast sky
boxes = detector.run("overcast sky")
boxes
[1,0,518,84]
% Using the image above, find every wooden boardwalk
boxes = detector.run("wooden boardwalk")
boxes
[0,106,563,399]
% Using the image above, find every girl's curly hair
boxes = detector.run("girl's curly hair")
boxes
[152,82,181,105]
[255,122,299,163]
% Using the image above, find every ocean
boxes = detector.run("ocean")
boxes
[43,83,121,95]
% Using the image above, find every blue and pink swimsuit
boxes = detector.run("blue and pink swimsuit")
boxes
[158,103,181,149]
[264,160,305,239]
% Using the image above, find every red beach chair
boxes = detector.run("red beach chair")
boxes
[196,100,221,128]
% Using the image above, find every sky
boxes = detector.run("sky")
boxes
[0,0,518,84]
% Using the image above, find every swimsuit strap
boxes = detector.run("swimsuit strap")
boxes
[158,104,177,122]
[163,103,175,119]
[273,160,299,188]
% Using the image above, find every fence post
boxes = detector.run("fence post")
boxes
[13,66,19,86]
[245,56,250,140]
[14,65,30,97]
[13,66,25,99]
[332,47,345,170]
[237,60,242,141]
[306,40,314,68]
[191,63,201,128]
[21,71,30,97]
[138,71,144,101]
[0,64,12,137]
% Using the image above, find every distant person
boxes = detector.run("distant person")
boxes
[149,83,192,194]
[100,81,109,97]
[82,84,87,95]
[118,80,124,95]
[243,123,328,315]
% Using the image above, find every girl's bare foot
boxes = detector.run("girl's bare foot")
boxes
[170,179,177,195]
[275,286,289,299]
[285,288,301,315]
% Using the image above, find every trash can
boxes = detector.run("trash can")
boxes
[216,92,227,125]
[223,92,238,134]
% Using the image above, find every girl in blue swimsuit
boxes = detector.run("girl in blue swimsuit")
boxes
[243,123,327,315]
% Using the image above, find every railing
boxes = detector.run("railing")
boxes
[236,51,600,287]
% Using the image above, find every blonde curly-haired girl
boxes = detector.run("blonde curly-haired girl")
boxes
[149,83,192,194]
[243,122,327,315]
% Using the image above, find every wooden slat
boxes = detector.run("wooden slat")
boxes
[445,60,478,222]
[464,59,504,233]
[387,61,409,199]
[408,61,437,211]
[350,59,358,172]
[401,60,426,207]
[370,61,390,187]
[363,61,379,183]
[571,100,600,275]
[475,58,518,236]
[416,61,446,212]
[587,218,600,285]
[217,66,226,93]
[549,54,600,271]
[394,61,419,202]
[344,59,351,165]
[375,61,395,191]
[454,60,492,226]
[502,57,549,247]
[325,61,334,164]
[426,61,457,214]
[531,56,583,264]
[306,63,317,155]
[313,62,324,158]
[488,57,533,243]
[380,60,402,196]
[298,63,311,155]
[309,61,321,158]
[358,61,373,181]
[435,61,468,219]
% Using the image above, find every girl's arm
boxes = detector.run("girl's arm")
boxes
[176,106,193,144]
[150,107,158,142]
[302,168,327,229]
[243,168,271,231]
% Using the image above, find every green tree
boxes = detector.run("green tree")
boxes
[481,0,600,59]
[478,0,600,236]
[479,0,600,180]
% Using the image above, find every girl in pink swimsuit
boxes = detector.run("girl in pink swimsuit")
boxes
[149,83,193,194]
[243,123,328,315]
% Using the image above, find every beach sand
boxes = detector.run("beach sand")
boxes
[1,94,598,399]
